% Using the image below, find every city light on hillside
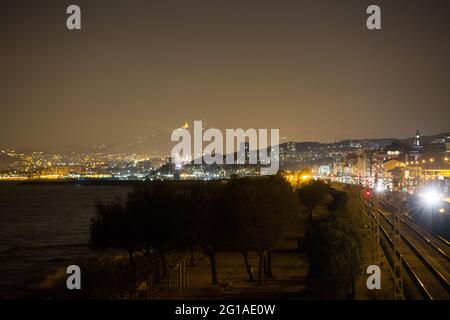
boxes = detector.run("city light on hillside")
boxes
[0,0,449,303]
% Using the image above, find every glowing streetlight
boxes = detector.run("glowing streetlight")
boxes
[438,208,445,214]
[301,174,311,181]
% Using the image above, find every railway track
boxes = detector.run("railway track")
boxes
[380,200,450,258]
[374,199,450,299]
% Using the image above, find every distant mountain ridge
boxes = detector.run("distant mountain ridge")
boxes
[1,131,449,159]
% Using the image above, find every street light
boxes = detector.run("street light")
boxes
[301,174,311,181]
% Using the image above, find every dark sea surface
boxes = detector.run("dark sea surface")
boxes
[0,183,132,298]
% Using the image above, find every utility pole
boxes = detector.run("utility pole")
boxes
[178,258,187,295]
[182,259,187,291]
[372,196,381,266]
[392,193,404,300]
[178,261,183,294]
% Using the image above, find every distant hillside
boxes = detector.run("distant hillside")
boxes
[399,132,450,145]
[3,131,449,157]
[285,131,449,151]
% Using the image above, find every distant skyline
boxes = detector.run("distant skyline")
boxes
[4,128,448,157]
[1,0,449,150]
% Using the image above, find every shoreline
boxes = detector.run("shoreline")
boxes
[5,250,130,300]
[0,179,143,186]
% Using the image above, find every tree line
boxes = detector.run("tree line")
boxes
[90,176,299,286]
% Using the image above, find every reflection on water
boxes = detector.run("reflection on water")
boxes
[0,183,131,297]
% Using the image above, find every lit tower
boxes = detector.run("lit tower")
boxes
[172,121,193,169]
[413,129,420,147]
[410,129,423,162]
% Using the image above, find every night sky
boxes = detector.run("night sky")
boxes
[1,0,449,153]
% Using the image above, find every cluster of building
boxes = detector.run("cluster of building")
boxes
[0,149,167,180]
[1,130,449,201]
[316,130,450,199]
